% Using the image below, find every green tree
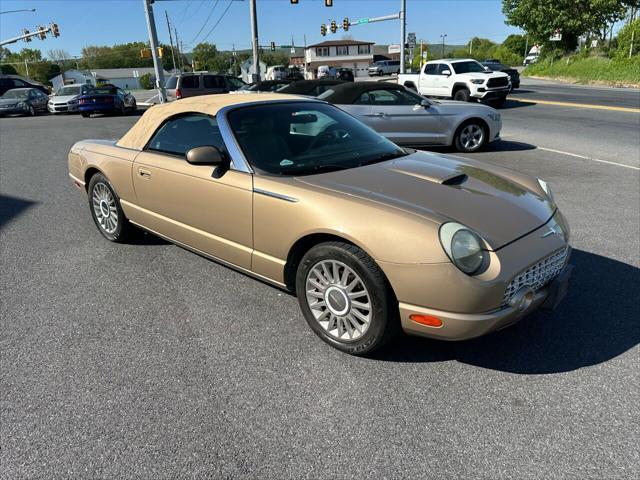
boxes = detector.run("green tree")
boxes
[616,17,640,57]
[502,34,528,57]
[139,72,154,89]
[191,42,219,71]
[503,0,627,51]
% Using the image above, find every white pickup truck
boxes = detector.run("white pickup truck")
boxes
[398,58,511,106]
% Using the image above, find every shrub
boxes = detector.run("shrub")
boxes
[139,72,153,89]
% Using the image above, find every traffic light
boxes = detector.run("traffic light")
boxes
[50,23,60,37]
[156,47,164,58]
[140,48,152,59]
[320,24,327,36]
[270,41,276,52]
[325,0,333,6]
[330,20,337,34]
[290,0,299,4]
[343,18,349,31]
[37,26,47,40]
[23,29,32,42]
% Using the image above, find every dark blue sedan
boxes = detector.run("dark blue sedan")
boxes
[78,84,137,117]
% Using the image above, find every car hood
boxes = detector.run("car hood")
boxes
[50,94,78,103]
[296,151,554,250]
[0,98,23,105]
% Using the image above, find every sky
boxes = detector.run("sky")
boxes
[1,0,522,57]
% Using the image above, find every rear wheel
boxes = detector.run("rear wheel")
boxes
[81,112,90,118]
[87,173,134,242]
[453,88,471,102]
[128,100,137,114]
[27,105,35,116]
[454,120,487,152]
[296,242,399,355]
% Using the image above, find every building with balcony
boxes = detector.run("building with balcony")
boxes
[304,40,374,78]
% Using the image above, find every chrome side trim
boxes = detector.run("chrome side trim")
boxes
[253,188,299,203]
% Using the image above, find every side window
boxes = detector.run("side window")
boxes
[12,79,29,87]
[180,76,199,89]
[423,64,438,75]
[204,75,224,89]
[146,114,227,157]
[391,89,422,105]
[354,92,372,105]
[437,64,450,75]
[367,89,402,105]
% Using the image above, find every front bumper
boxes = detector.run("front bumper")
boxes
[472,86,510,99]
[399,259,572,341]
[0,105,29,115]
[49,103,79,113]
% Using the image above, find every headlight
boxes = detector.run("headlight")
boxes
[439,222,486,274]
[488,113,501,122]
[470,79,485,85]
[68,99,78,105]
[538,178,554,202]
[17,102,26,108]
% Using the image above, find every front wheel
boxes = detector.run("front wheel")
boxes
[453,88,471,102]
[454,121,487,152]
[27,105,36,116]
[81,112,90,118]
[296,242,399,355]
[490,95,507,108]
[87,173,134,242]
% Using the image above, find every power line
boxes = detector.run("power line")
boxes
[200,0,234,42]
[190,0,220,44]
[179,0,206,28]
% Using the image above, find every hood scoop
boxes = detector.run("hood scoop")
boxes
[441,173,468,186]
[387,162,468,186]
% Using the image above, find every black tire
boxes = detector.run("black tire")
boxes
[295,241,399,355]
[81,112,90,118]
[27,105,36,116]
[453,120,488,153]
[87,173,134,242]
[128,101,137,114]
[453,88,471,102]
[118,103,126,116]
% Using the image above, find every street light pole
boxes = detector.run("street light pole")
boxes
[440,34,447,58]
[399,0,406,73]
[249,0,260,82]
[142,0,166,102]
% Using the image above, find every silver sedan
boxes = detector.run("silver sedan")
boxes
[318,82,502,152]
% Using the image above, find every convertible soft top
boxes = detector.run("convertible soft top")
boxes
[320,82,407,105]
[278,80,345,95]
[117,93,304,150]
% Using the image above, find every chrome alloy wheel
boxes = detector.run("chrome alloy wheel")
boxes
[305,260,372,341]
[91,182,118,234]
[460,124,484,150]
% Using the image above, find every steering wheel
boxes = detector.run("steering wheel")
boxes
[309,125,351,150]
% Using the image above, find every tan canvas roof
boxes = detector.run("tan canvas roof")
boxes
[117,93,304,150]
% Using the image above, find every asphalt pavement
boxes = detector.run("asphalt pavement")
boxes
[1,84,639,479]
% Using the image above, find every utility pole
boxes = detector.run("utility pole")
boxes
[175,28,182,72]
[440,34,447,58]
[524,36,528,58]
[24,59,29,77]
[469,38,473,55]
[165,10,177,72]
[399,0,406,74]
[250,0,260,81]
[142,0,166,102]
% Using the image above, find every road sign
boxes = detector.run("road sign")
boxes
[388,44,401,54]
[357,18,369,25]
[550,29,562,41]
[407,32,416,48]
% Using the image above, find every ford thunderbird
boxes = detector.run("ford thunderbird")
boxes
[68,94,572,355]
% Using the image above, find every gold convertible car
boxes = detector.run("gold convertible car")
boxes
[68,94,572,355]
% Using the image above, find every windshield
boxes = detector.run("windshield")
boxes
[1,89,29,99]
[54,85,85,96]
[92,87,117,95]
[228,102,407,176]
[226,77,246,89]
[451,61,487,74]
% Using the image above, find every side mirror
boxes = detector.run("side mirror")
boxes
[441,69,452,76]
[420,99,431,108]
[484,66,491,72]
[186,145,229,178]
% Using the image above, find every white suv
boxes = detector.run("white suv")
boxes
[398,59,511,106]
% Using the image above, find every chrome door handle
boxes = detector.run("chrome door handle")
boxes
[373,112,386,117]
[138,168,151,179]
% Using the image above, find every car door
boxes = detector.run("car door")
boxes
[131,113,253,269]
[418,64,439,96]
[179,75,201,98]
[367,88,445,145]
[436,63,453,96]
[29,89,47,110]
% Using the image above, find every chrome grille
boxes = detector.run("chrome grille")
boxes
[502,248,568,306]
[487,77,509,88]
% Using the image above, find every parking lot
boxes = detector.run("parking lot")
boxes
[1,82,639,478]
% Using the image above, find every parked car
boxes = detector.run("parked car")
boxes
[482,61,520,90]
[165,73,246,100]
[0,74,50,96]
[266,65,287,80]
[317,65,336,78]
[523,54,539,66]
[336,67,355,82]
[0,87,49,116]
[368,60,401,76]
[78,84,137,117]
[277,79,344,97]
[319,82,502,152]
[68,93,572,355]
[234,80,292,93]
[284,66,304,81]
[48,84,95,113]
[398,59,511,106]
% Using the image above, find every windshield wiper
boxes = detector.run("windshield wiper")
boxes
[357,151,409,168]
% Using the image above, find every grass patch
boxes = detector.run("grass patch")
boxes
[524,56,640,86]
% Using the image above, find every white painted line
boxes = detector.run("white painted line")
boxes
[537,147,640,171]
